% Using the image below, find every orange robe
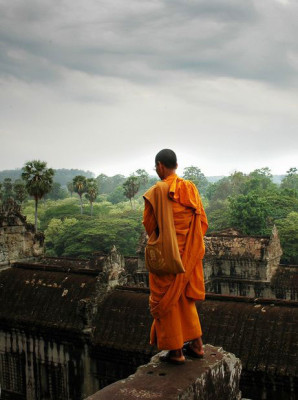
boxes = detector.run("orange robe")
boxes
[143,173,208,350]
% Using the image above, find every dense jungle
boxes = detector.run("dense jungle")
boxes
[0,164,297,264]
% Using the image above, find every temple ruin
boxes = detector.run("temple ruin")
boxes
[0,264,297,399]
[0,206,297,399]
[135,226,298,301]
[0,199,44,271]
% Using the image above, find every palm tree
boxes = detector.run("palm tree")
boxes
[21,160,54,232]
[85,178,99,216]
[73,175,87,215]
[123,175,140,209]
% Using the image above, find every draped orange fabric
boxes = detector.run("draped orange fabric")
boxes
[143,173,208,350]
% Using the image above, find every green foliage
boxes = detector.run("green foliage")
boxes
[206,169,275,201]
[265,190,298,222]
[67,181,74,196]
[280,167,298,195]
[85,178,99,216]
[85,179,99,199]
[22,200,42,227]
[0,169,22,181]
[73,175,87,196]
[135,169,149,187]
[13,180,28,204]
[45,182,68,200]
[16,164,297,264]
[0,178,28,205]
[206,171,248,233]
[44,217,78,254]
[53,169,94,186]
[21,160,55,232]
[39,198,81,230]
[22,194,144,257]
[275,212,298,264]
[47,212,143,257]
[28,197,137,232]
[123,175,140,208]
[96,174,126,194]
[183,166,209,195]
[205,167,298,263]
[241,167,275,194]
[2,178,14,200]
[0,168,94,186]
[205,199,230,232]
[206,177,233,201]
[107,186,126,204]
[73,175,87,215]
[21,160,54,200]
[228,193,270,235]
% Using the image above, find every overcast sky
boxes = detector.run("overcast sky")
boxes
[0,0,297,178]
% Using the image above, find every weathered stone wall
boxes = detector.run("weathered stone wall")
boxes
[211,279,274,298]
[205,233,268,261]
[137,227,282,278]
[265,225,283,280]
[85,345,242,400]
[0,328,97,400]
[135,227,290,299]
[204,226,283,282]
[206,268,298,301]
[93,246,127,307]
[204,258,269,280]
[0,247,132,400]
[130,227,297,301]
[0,204,44,269]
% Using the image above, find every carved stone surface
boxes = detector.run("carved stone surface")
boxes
[0,270,297,399]
[0,248,128,400]
[94,245,126,307]
[204,226,282,281]
[85,345,242,400]
[0,202,44,268]
[135,226,295,300]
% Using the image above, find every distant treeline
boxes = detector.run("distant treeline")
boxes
[0,168,285,190]
[0,168,94,187]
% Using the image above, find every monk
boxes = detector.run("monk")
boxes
[143,149,208,364]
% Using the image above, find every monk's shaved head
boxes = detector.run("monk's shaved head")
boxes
[155,149,177,169]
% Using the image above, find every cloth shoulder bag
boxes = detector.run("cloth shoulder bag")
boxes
[143,181,185,275]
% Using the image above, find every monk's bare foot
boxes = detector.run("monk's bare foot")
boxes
[160,348,185,364]
[168,349,185,363]
[190,337,204,357]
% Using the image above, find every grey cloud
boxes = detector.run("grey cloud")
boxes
[0,0,297,88]
[167,0,257,22]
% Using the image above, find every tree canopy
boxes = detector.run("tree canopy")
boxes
[4,162,295,265]
[183,166,209,194]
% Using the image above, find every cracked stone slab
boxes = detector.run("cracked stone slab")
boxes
[85,344,242,400]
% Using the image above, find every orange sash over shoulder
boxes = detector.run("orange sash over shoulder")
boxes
[143,174,208,320]
[144,181,185,275]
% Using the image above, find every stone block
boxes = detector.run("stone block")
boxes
[85,345,242,400]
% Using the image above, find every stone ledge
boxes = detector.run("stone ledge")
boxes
[85,344,242,400]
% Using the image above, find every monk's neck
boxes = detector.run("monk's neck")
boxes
[162,171,177,181]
